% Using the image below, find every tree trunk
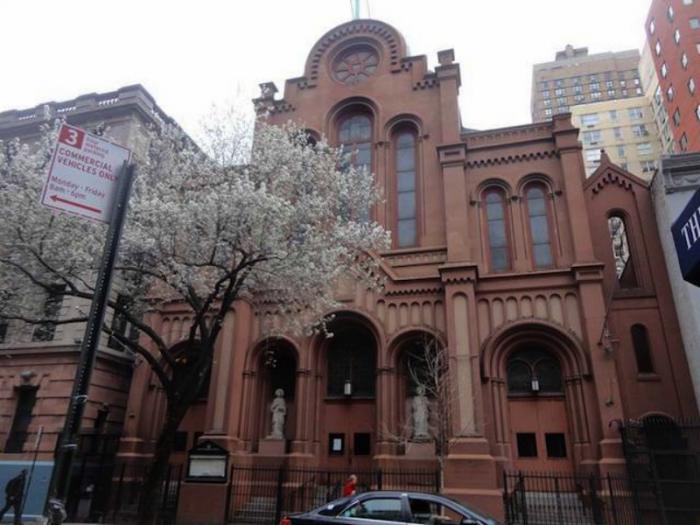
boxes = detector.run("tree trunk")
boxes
[137,402,187,525]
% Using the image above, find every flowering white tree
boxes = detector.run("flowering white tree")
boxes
[0,115,389,524]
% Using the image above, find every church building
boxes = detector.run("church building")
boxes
[113,19,698,520]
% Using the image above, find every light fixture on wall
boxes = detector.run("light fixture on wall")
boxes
[344,379,352,397]
[531,377,540,392]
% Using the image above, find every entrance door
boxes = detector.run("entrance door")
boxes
[509,396,573,473]
[324,400,376,471]
[506,346,574,473]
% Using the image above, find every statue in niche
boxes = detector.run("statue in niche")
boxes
[269,388,287,439]
[411,384,430,441]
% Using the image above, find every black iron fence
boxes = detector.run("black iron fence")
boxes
[619,416,700,525]
[227,466,440,525]
[503,471,636,525]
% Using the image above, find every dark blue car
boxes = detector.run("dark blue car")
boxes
[280,491,499,525]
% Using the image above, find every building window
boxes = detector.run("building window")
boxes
[655,40,662,55]
[632,124,649,137]
[338,113,373,221]
[484,189,510,272]
[667,85,675,101]
[688,78,696,94]
[683,0,694,5]
[574,94,585,103]
[608,215,637,288]
[573,85,583,95]
[326,325,376,397]
[555,79,564,88]
[661,63,668,78]
[545,433,567,458]
[556,97,567,106]
[590,82,601,92]
[0,321,7,344]
[649,19,656,34]
[696,104,700,120]
[675,28,681,44]
[583,130,602,144]
[517,433,538,458]
[585,149,602,162]
[394,130,417,247]
[680,133,689,151]
[107,294,140,351]
[631,324,654,374]
[581,113,599,127]
[554,88,565,96]
[540,81,548,89]
[620,79,627,87]
[628,107,644,119]
[617,145,626,157]
[525,185,553,268]
[614,127,623,140]
[507,347,563,395]
[673,108,682,126]
[637,142,653,156]
[542,90,550,98]
[573,76,581,85]
[32,284,65,342]
[668,5,675,21]
[607,89,616,97]
[5,387,37,453]
[690,17,700,29]
[544,108,553,117]
[543,99,551,107]
[642,160,657,173]
[681,52,689,68]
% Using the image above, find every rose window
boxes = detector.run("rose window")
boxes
[333,47,379,85]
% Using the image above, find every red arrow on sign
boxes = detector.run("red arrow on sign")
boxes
[50,195,102,214]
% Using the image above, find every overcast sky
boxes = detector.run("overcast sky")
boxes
[1,0,648,135]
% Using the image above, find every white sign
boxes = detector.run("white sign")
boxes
[41,123,131,223]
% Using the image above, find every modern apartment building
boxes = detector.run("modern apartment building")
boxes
[570,97,664,177]
[531,46,642,123]
[645,0,700,152]
[640,41,676,153]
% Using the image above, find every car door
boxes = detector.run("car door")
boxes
[405,496,491,525]
[333,496,408,525]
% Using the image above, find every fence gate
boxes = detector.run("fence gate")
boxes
[227,467,440,525]
[502,471,636,525]
[620,417,700,525]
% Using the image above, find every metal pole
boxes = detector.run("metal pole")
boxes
[20,426,44,518]
[47,162,135,508]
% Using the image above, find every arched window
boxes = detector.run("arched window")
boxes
[395,131,417,247]
[484,189,510,272]
[327,325,376,397]
[507,347,562,395]
[338,113,373,221]
[631,324,654,373]
[608,215,638,288]
[525,185,553,268]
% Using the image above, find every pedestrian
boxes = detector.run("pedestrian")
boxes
[0,469,27,525]
[342,474,357,497]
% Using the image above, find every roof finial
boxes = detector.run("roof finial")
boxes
[350,0,369,19]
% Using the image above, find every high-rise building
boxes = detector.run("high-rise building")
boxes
[531,46,664,179]
[531,46,642,123]
[645,0,700,153]
[639,40,676,154]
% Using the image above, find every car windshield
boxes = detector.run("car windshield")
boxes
[314,496,353,516]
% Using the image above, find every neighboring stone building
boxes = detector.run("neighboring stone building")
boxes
[645,0,700,153]
[111,20,698,522]
[0,84,172,463]
[652,152,700,411]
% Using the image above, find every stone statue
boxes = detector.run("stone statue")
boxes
[411,385,430,441]
[269,388,287,439]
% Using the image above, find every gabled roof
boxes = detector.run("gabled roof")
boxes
[584,149,651,195]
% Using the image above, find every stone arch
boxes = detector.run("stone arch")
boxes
[326,96,379,140]
[303,19,407,86]
[386,326,446,368]
[516,172,558,198]
[383,113,424,139]
[481,319,590,380]
[476,178,514,199]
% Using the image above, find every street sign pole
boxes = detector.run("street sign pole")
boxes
[48,162,135,506]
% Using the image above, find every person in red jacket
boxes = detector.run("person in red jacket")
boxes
[342,474,357,497]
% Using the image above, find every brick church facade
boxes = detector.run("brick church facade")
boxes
[116,20,697,519]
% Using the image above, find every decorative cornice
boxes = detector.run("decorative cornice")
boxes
[384,284,443,297]
[413,76,439,90]
[589,170,635,194]
[438,263,479,285]
[465,149,558,168]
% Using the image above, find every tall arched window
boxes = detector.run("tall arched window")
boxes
[484,189,510,272]
[339,114,373,221]
[507,347,563,395]
[525,185,553,268]
[631,324,654,373]
[395,131,417,247]
[608,215,638,288]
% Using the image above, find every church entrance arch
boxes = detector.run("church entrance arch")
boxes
[318,315,378,470]
[482,321,592,474]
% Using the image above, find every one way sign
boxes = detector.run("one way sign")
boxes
[40,123,131,223]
